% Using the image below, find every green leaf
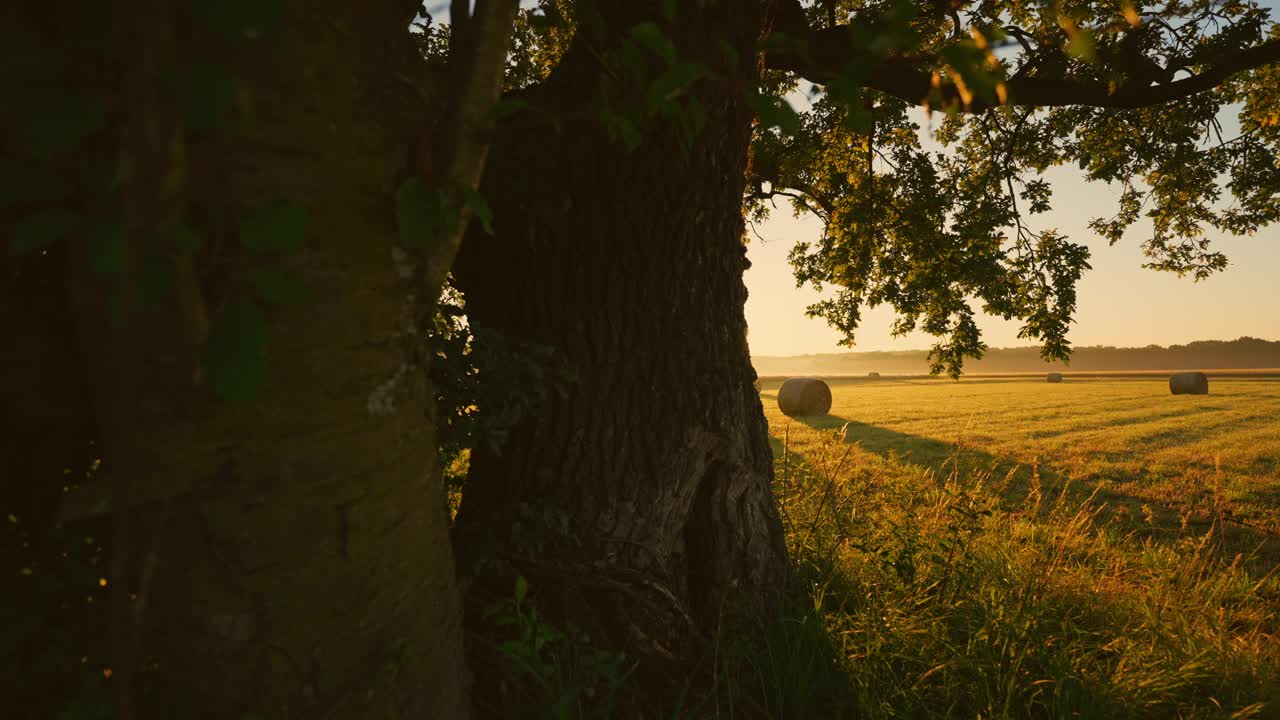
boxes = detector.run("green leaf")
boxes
[514,575,528,605]
[598,108,643,150]
[240,200,307,254]
[462,188,494,234]
[716,39,740,68]
[205,300,267,403]
[1065,28,1097,62]
[395,177,455,250]
[249,265,308,305]
[615,42,650,84]
[843,100,874,134]
[940,45,1002,105]
[746,91,800,135]
[826,61,874,105]
[647,63,708,111]
[684,96,708,138]
[9,211,78,256]
[629,22,675,65]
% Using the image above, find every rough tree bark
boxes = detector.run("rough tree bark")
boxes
[37,2,475,717]
[453,0,790,667]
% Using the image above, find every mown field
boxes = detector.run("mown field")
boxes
[735,374,1280,719]
[763,373,1280,537]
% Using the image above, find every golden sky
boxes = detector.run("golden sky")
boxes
[745,114,1280,357]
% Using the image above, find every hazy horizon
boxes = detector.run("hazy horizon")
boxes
[750,337,1280,378]
[751,334,1280,359]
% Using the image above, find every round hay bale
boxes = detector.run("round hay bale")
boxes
[1046,372,1063,383]
[1169,371,1209,395]
[777,378,832,417]
[868,372,881,378]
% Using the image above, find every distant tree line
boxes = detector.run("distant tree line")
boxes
[754,337,1280,376]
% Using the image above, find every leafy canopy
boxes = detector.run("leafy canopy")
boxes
[749,0,1280,374]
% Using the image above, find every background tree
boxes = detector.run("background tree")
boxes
[451,0,1280,696]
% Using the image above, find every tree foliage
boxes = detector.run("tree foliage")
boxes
[746,0,1279,374]
[428,281,578,489]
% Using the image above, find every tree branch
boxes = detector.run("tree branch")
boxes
[765,0,1280,112]
[747,188,832,220]
[421,0,521,297]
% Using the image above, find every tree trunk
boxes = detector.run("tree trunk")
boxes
[453,0,789,666]
[49,3,469,717]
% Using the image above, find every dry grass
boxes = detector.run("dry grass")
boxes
[760,375,1280,540]
[726,375,1280,719]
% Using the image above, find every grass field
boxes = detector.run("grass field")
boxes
[762,374,1280,538]
[730,374,1280,719]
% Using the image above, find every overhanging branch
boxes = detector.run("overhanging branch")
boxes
[765,0,1280,112]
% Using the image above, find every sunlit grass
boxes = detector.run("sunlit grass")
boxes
[761,375,1280,537]
[736,376,1280,719]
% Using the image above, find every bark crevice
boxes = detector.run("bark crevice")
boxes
[682,458,726,622]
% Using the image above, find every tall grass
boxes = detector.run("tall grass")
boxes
[719,423,1280,719]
